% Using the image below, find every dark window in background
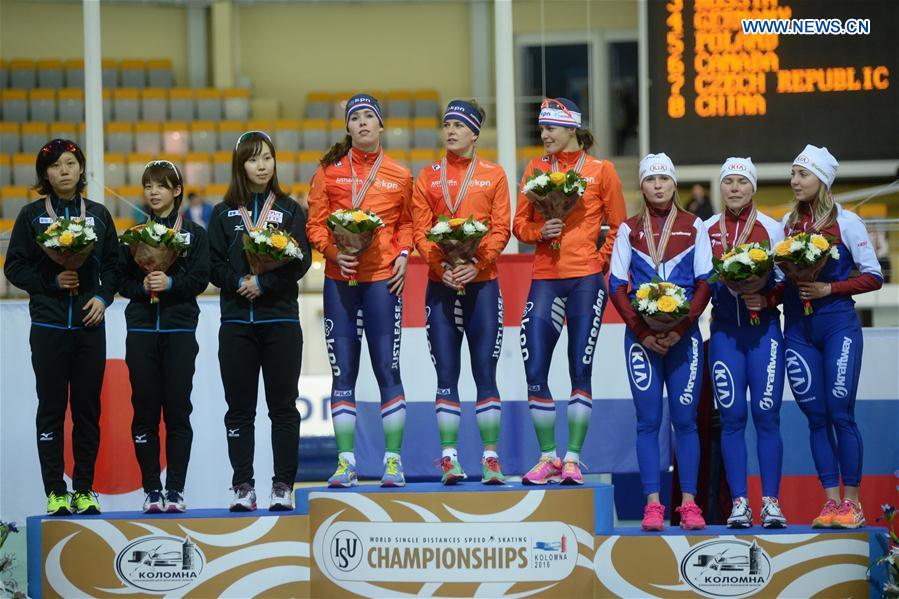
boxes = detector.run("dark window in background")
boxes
[610,41,639,156]
[521,43,590,147]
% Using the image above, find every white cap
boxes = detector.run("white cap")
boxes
[639,153,677,185]
[719,157,757,192]
[793,144,839,189]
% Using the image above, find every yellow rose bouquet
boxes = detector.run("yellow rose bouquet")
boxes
[242,223,305,276]
[35,217,97,296]
[120,220,191,303]
[522,168,587,249]
[710,241,773,325]
[326,208,385,285]
[773,232,839,315]
[632,280,691,332]
[426,215,489,295]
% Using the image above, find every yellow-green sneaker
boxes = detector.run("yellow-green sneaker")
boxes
[72,491,101,515]
[46,491,72,516]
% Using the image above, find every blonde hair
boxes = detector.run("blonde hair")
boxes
[786,182,836,231]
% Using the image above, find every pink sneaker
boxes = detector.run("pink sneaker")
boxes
[522,456,563,485]
[642,502,665,531]
[560,460,584,485]
[677,501,706,530]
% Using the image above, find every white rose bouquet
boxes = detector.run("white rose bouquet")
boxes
[242,223,304,275]
[426,215,489,295]
[773,232,839,315]
[120,220,190,303]
[36,217,97,296]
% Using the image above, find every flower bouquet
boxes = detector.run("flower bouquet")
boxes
[632,280,691,332]
[36,217,97,296]
[120,220,191,303]
[711,242,773,325]
[326,208,384,285]
[522,168,587,249]
[773,232,839,315]
[426,215,489,295]
[241,223,304,276]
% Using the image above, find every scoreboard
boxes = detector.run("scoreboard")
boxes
[647,0,899,164]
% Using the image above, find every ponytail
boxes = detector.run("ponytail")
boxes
[321,135,353,167]
[576,128,595,152]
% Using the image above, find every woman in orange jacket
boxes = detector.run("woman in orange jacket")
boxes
[307,94,414,488]
[513,98,627,485]
[411,99,511,485]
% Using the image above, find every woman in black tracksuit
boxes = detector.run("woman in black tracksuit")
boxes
[208,131,312,512]
[3,139,119,516]
[118,160,209,513]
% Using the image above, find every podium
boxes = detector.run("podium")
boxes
[26,481,881,598]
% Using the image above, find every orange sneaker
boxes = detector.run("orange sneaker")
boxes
[831,499,865,529]
[811,499,839,528]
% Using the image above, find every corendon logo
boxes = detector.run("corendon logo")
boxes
[759,339,779,410]
[520,302,534,362]
[712,361,735,409]
[628,343,652,391]
[785,349,812,397]
[583,289,605,365]
[833,336,852,399]
[679,338,700,405]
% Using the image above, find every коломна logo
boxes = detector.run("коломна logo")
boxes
[115,535,205,593]
[680,539,771,598]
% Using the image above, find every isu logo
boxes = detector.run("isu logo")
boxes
[115,535,205,593]
[331,530,363,572]
[680,539,772,597]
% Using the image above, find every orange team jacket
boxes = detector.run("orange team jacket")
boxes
[307,147,414,283]
[411,152,511,283]
[513,150,627,279]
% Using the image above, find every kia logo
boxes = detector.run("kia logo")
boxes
[628,343,652,391]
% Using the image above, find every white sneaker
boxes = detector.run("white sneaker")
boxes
[229,483,257,512]
[726,497,753,528]
[165,490,186,513]
[143,490,165,514]
[761,496,787,528]
[269,482,294,511]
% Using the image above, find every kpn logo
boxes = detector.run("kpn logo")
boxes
[115,535,205,593]
[680,539,772,598]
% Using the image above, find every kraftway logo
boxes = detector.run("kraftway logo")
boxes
[833,336,852,399]
[115,535,205,593]
[680,539,772,598]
